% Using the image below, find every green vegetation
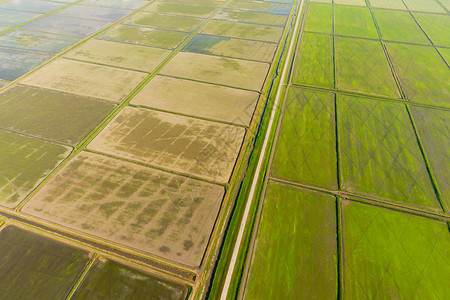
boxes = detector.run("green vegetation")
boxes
[303,3,333,34]
[0,85,114,144]
[87,106,245,183]
[343,201,450,298]
[100,25,189,49]
[411,106,449,211]
[402,0,446,13]
[413,12,450,47]
[201,19,284,42]
[23,152,224,267]
[184,34,277,62]
[386,42,450,107]
[73,259,187,300]
[335,37,400,98]
[373,9,430,44]
[292,32,334,88]
[339,96,440,210]
[244,182,337,299]
[334,0,366,5]
[0,130,69,208]
[0,226,90,298]
[126,12,204,32]
[214,9,288,27]
[335,5,378,39]
[272,88,338,189]
[368,0,407,9]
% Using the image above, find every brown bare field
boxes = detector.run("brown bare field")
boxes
[22,152,224,267]
[88,106,245,183]
[159,52,269,91]
[130,75,259,125]
[21,59,147,102]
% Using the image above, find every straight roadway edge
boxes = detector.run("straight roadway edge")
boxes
[368,1,447,213]
[12,0,243,285]
[65,253,100,300]
[235,2,309,298]
[269,177,450,222]
[0,208,197,282]
[197,8,300,300]
[219,0,306,298]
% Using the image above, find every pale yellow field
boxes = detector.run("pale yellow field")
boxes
[21,59,147,102]
[65,39,172,72]
[160,52,269,91]
[88,106,246,183]
[131,75,259,125]
[22,152,224,267]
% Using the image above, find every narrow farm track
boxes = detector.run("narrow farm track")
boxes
[219,0,306,298]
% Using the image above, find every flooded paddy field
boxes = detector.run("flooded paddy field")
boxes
[0,0,297,297]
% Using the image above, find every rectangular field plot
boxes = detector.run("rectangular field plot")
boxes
[368,0,407,9]
[88,107,245,183]
[386,43,450,107]
[336,37,400,98]
[402,0,446,13]
[411,107,450,211]
[339,96,440,210]
[0,226,90,299]
[342,202,450,299]
[244,182,337,299]
[303,3,332,34]
[65,39,171,72]
[0,85,114,144]
[271,88,337,189]
[21,59,147,102]
[414,13,450,47]
[22,152,224,267]
[214,9,287,27]
[131,75,259,126]
[373,9,430,45]
[144,1,216,18]
[0,29,80,54]
[334,6,378,39]
[334,0,366,5]
[0,0,65,14]
[55,5,131,21]
[99,25,189,49]
[0,9,41,26]
[0,130,70,208]
[184,34,278,62]
[164,0,223,6]
[200,20,284,43]
[125,12,204,32]
[72,259,187,300]
[292,32,334,88]
[0,48,50,81]
[80,0,147,9]
[22,15,111,38]
[227,0,292,14]
[160,52,269,91]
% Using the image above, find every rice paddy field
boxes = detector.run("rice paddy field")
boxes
[0,0,448,298]
[0,0,297,297]
[237,0,450,299]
